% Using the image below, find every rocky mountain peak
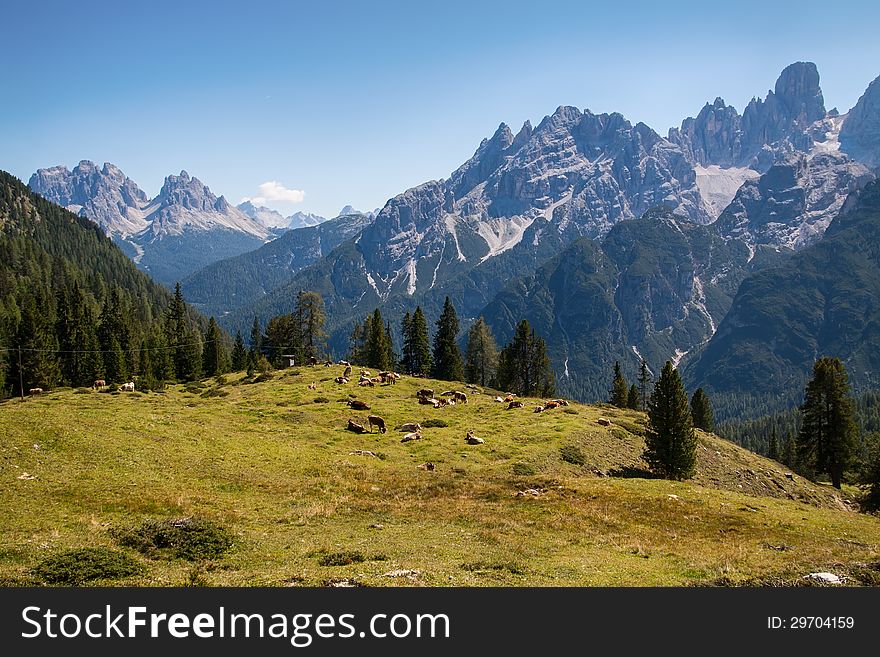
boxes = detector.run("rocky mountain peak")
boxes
[840,73,880,170]
[774,61,825,125]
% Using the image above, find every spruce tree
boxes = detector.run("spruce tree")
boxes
[782,433,795,469]
[295,291,326,360]
[179,329,203,382]
[627,384,640,410]
[767,426,780,462]
[400,312,414,374]
[265,314,300,367]
[638,359,651,411]
[202,317,229,377]
[364,309,393,370]
[610,361,628,408]
[384,321,396,369]
[410,306,432,376]
[796,357,858,489]
[644,361,697,480]
[496,320,555,397]
[431,297,464,382]
[248,316,262,364]
[348,321,364,365]
[14,291,61,392]
[231,331,247,371]
[464,317,499,387]
[690,388,714,431]
[165,283,191,381]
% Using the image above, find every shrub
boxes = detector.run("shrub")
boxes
[112,517,233,561]
[313,397,330,404]
[422,419,449,428]
[563,407,579,415]
[318,551,365,567]
[32,547,144,585]
[560,445,586,466]
[200,388,229,398]
[512,462,536,476]
[253,373,274,384]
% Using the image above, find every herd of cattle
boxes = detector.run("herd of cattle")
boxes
[333,363,573,447]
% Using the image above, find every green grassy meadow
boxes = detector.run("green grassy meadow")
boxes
[1,368,879,586]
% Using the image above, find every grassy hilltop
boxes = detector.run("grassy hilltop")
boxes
[1,368,879,586]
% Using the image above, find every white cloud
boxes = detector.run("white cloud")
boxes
[245,180,305,206]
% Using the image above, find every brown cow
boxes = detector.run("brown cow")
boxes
[399,422,422,432]
[359,379,375,387]
[367,415,386,433]
[544,400,560,410]
[534,405,545,413]
[507,401,524,410]
[416,388,434,399]
[343,365,352,378]
[93,379,106,390]
[335,376,349,384]
[465,431,485,445]
[503,394,517,403]
[346,418,368,434]
[348,400,370,411]
[307,356,318,366]
[453,391,468,404]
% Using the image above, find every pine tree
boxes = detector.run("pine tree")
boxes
[690,388,714,431]
[98,286,132,382]
[409,306,432,376]
[13,290,61,392]
[56,282,102,387]
[364,309,393,370]
[400,312,414,374]
[179,329,203,382]
[610,361,628,408]
[165,283,191,381]
[384,321,396,369]
[782,433,795,469]
[767,426,780,461]
[231,331,247,371]
[496,320,555,397]
[627,384,640,410]
[431,297,464,382]
[644,361,697,480]
[796,357,858,489]
[265,314,300,367]
[638,359,651,411]
[295,291,327,360]
[464,317,499,387]
[248,315,262,364]
[202,317,229,377]
[348,320,364,365]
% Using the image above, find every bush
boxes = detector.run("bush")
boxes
[313,397,330,404]
[32,547,144,585]
[422,419,448,428]
[512,462,536,476]
[560,445,586,466]
[253,372,274,384]
[112,517,234,561]
[200,388,229,398]
[563,407,579,415]
[318,551,365,567]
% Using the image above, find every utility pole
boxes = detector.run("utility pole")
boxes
[17,345,24,401]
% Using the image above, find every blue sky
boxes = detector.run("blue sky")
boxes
[3,0,879,218]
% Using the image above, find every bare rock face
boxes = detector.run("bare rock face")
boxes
[840,74,880,170]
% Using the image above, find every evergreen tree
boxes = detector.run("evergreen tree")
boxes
[644,361,697,480]
[399,312,414,374]
[464,317,499,387]
[782,433,796,469]
[610,361,628,408]
[13,290,61,392]
[409,306,432,376]
[690,388,714,431]
[56,282,102,386]
[431,297,464,382]
[638,359,651,411]
[179,329,203,382]
[767,426,780,462]
[231,331,247,371]
[165,283,191,381]
[860,433,880,510]
[98,286,132,382]
[202,317,229,377]
[364,309,393,370]
[265,314,300,367]
[627,384,640,410]
[796,357,858,489]
[496,320,555,397]
[384,321,396,369]
[248,315,262,364]
[348,320,364,365]
[295,291,327,360]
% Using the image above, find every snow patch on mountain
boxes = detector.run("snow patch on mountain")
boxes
[694,165,760,218]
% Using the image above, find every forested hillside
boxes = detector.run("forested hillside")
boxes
[0,171,206,394]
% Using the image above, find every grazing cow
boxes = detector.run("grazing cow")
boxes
[417,388,434,399]
[121,382,135,392]
[453,391,468,404]
[503,394,517,402]
[343,365,352,378]
[367,415,387,433]
[93,379,106,390]
[534,405,545,413]
[399,422,422,432]
[335,376,349,384]
[465,431,484,445]
[494,396,504,403]
[346,418,368,434]
[401,431,422,443]
[507,401,524,410]
[28,388,43,396]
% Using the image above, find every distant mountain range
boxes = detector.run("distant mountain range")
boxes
[27,161,371,285]
[22,61,880,422]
